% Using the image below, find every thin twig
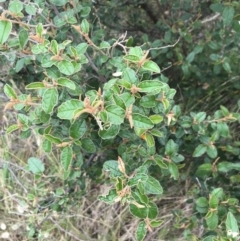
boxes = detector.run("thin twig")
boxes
[49,217,86,241]
[8,167,28,193]
[201,13,220,24]
[149,38,180,51]
[0,159,31,173]
[85,52,99,73]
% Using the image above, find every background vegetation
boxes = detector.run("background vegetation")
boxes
[0,0,240,240]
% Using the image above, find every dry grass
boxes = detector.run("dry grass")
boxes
[0,83,198,241]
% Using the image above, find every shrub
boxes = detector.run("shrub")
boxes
[1,0,240,240]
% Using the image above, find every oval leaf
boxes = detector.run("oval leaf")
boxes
[61,146,72,171]
[57,60,74,75]
[57,77,76,90]
[42,88,58,114]
[105,105,125,125]
[222,6,234,26]
[4,84,17,99]
[132,113,154,129]
[81,137,96,153]
[28,157,44,174]
[193,144,207,157]
[57,100,84,119]
[130,204,148,218]
[0,20,12,44]
[138,80,164,95]
[136,221,147,241]
[144,176,163,194]
[142,60,160,73]
[25,82,45,89]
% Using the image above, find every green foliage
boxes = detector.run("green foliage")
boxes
[1,0,240,240]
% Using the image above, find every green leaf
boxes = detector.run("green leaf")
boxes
[41,55,57,68]
[162,99,170,109]
[25,3,37,15]
[217,161,240,173]
[42,88,58,114]
[50,40,58,55]
[155,156,168,169]
[168,162,179,180]
[98,125,120,139]
[150,220,163,228]
[132,113,154,129]
[18,114,28,126]
[129,47,143,57]
[220,105,229,116]
[49,0,68,6]
[217,122,229,137]
[136,221,147,241]
[69,120,87,139]
[138,80,164,95]
[8,0,23,13]
[42,139,52,153]
[223,61,231,73]
[226,212,239,238]
[56,77,76,90]
[195,163,212,178]
[130,203,148,218]
[99,41,111,49]
[57,60,75,75]
[105,105,125,125]
[222,6,234,26]
[195,112,206,123]
[4,84,17,99]
[207,145,218,159]
[206,211,218,230]
[122,68,138,84]
[75,43,88,54]
[140,95,157,108]
[112,95,126,110]
[196,197,208,208]
[54,16,67,27]
[128,173,148,186]
[25,82,45,89]
[171,154,184,163]
[150,129,163,137]
[211,188,224,200]
[148,202,158,219]
[165,139,177,156]
[193,144,207,157]
[103,160,123,177]
[209,195,219,209]
[15,58,25,73]
[210,3,224,13]
[145,133,155,147]
[18,30,28,49]
[28,157,44,174]
[81,138,96,153]
[149,115,163,124]
[144,176,163,194]
[123,55,140,62]
[36,23,43,37]
[120,92,135,107]
[117,79,131,89]
[57,100,84,119]
[6,124,19,134]
[80,19,89,34]
[61,146,72,171]
[186,52,195,63]
[142,60,160,73]
[44,134,62,144]
[98,189,118,204]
